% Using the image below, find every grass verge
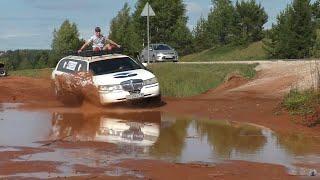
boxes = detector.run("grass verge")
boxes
[149,63,257,97]
[181,41,267,62]
[283,89,320,127]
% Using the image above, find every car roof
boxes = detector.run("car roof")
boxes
[62,54,130,63]
[151,43,170,46]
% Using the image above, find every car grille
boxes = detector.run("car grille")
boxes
[121,79,144,93]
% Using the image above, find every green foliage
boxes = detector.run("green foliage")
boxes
[109,3,140,55]
[312,29,320,57]
[264,0,316,59]
[0,50,50,70]
[312,0,320,27]
[132,0,193,55]
[207,0,236,45]
[149,63,257,97]
[283,89,319,115]
[193,16,212,52]
[283,89,320,126]
[200,0,267,49]
[50,20,81,66]
[181,41,267,62]
[234,0,268,43]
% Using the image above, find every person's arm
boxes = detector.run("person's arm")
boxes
[78,37,93,53]
[106,38,121,48]
[78,42,89,53]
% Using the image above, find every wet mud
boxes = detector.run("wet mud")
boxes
[0,75,320,179]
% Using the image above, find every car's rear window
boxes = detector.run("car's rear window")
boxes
[89,57,142,76]
[154,45,172,50]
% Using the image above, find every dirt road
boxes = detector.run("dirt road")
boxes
[0,61,319,179]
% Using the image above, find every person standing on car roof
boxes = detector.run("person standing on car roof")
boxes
[78,27,120,53]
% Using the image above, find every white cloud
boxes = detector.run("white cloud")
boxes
[186,2,203,14]
[0,33,40,39]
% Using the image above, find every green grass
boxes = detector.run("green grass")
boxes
[9,68,53,79]
[181,41,267,62]
[149,63,257,97]
[283,89,320,127]
[283,89,320,116]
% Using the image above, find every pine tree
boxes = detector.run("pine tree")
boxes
[311,0,320,57]
[109,3,140,55]
[193,16,211,51]
[234,0,268,44]
[50,20,81,66]
[264,0,316,58]
[207,0,235,45]
[132,0,193,55]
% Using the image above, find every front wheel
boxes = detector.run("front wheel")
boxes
[147,95,162,104]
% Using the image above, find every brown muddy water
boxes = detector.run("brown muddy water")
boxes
[0,103,320,178]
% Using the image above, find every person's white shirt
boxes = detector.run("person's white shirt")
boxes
[88,35,107,50]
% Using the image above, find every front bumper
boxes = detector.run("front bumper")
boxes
[99,83,160,104]
[155,55,178,62]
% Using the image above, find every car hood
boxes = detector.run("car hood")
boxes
[92,69,155,86]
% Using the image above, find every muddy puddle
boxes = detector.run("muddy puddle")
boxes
[0,103,320,178]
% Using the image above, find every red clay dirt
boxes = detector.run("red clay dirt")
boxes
[0,73,319,179]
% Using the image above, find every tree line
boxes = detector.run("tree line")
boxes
[1,0,320,71]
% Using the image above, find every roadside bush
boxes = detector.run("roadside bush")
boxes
[283,89,320,127]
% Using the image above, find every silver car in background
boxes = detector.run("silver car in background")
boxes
[140,44,178,63]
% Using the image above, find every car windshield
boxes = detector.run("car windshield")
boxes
[154,45,172,50]
[0,64,4,68]
[89,57,143,76]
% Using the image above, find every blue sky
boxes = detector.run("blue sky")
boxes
[0,0,298,50]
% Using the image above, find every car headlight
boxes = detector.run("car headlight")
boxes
[144,77,158,86]
[99,84,122,92]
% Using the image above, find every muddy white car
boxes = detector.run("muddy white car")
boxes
[51,51,161,105]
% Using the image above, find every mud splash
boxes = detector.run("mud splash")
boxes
[53,72,101,106]
[0,103,320,178]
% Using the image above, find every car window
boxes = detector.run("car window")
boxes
[57,59,87,73]
[154,45,172,50]
[89,57,143,76]
[0,64,4,68]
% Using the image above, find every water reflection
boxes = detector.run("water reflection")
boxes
[196,120,267,157]
[1,106,320,171]
[51,112,163,146]
[48,111,320,166]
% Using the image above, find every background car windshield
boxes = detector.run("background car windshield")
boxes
[89,57,142,76]
[154,45,171,50]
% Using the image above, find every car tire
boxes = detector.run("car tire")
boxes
[147,94,162,104]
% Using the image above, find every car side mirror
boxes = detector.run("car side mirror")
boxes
[142,63,148,67]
